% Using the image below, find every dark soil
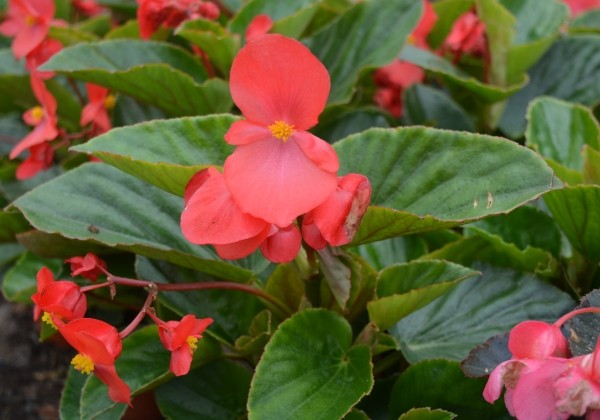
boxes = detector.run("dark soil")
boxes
[0,295,72,420]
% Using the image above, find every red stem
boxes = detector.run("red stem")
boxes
[119,284,157,339]
[554,307,600,328]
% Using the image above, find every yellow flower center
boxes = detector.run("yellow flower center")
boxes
[407,34,416,45]
[103,94,116,110]
[186,336,199,353]
[41,312,58,330]
[71,354,95,374]
[30,106,44,122]
[268,121,294,142]
[25,15,36,26]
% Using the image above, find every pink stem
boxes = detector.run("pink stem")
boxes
[119,284,157,339]
[554,307,600,328]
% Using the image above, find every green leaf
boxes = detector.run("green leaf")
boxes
[0,210,29,242]
[135,256,263,345]
[389,264,575,363]
[564,289,600,356]
[526,97,600,180]
[71,115,237,196]
[79,325,222,419]
[500,35,600,138]
[41,40,233,117]
[333,127,555,244]
[352,235,428,271]
[313,107,390,143]
[155,359,251,419]
[60,366,88,420]
[49,26,99,46]
[460,333,511,378]
[368,260,479,330]
[228,0,318,35]
[544,185,600,261]
[583,145,600,184]
[306,0,422,105]
[0,243,24,267]
[402,84,475,131]
[399,408,457,420]
[74,15,112,36]
[399,45,527,103]
[176,20,240,76]
[248,309,373,419]
[12,163,258,281]
[571,9,600,33]
[265,262,307,313]
[16,230,111,258]
[2,251,62,303]
[390,360,509,419]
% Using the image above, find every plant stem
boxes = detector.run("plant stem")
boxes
[554,306,600,328]
[119,284,157,339]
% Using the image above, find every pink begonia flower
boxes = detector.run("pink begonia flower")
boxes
[156,314,213,376]
[0,0,55,59]
[223,34,339,227]
[31,266,87,325]
[80,84,115,134]
[302,174,371,250]
[15,141,53,179]
[11,74,59,159]
[259,224,302,263]
[25,37,62,79]
[66,253,108,282]
[245,14,272,43]
[137,0,219,39]
[555,339,600,417]
[442,10,487,61]
[564,0,600,16]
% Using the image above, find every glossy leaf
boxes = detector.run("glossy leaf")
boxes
[1,251,62,303]
[12,163,258,281]
[500,35,600,138]
[72,115,238,196]
[41,40,232,117]
[334,127,555,244]
[79,325,221,418]
[390,360,510,419]
[306,0,422,104]
[228,0,318,35]
[154,359,251,419]
[368,260,479,330]
[389,264,574,363]
[59,366,88,420]
[248,309,373,419]
[544,185,600,261]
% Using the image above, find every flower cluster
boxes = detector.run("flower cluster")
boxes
[0,0,115,179]
[180,34,371,263]
[484,308,600,419]
[137,0,219,39]
[32,253,213,404]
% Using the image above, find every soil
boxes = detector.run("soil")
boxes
[0,295,71,420]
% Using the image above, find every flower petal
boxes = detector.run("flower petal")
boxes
[224,136,337,227]
[292,131,339,173]
[170,344,193,377]
[94,363,132,404]
[260,224,301,263]
[508,320,568,359]
[224,120,272,146]
[229,34,330,130]
[214,225,270,260]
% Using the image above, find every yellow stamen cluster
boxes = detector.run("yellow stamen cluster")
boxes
[103,94,116,110]
[268,121,295,142]
[186,336,199,354]
[30,106,44,122]
[24,15,36,26]
[41,312,58,330]
[71,354,95,374]
[407,34,416,45]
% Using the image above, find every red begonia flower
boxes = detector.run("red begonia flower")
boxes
[0,0,55,59]
[66,253,108,282]
[137,0,218,39]
[31,266,86,326]
[245,14,272,43]
[302,174,371,250]
[373,61,424,118]
[157,314,213,376]
[442,10,487,60]
[25,37,62,79]
[410,0,437,49]
[80,84,115,134]
[54,317,131,404]
[15,141,54,179]
[564,0,600,16]
[259,224,302,263]
[223,34,339,227]
[11,74,58,159]
[72,0,105,16]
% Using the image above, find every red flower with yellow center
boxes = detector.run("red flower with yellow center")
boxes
[0,0,55,59]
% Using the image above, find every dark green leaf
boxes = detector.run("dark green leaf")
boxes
[307,0,422,104]
[12,163,258,281]
[248,309,373,419]
[352,235,428,271]
[16,230,111,258]
[228,0,318,36]
[334,127,555,244]
[2,251,62,303]
[72,115,237,196]
[49,26,99,46]
[60,366,88,420]
[571,9,600,33]
[389,264,574,363]
[583,145,600,184]
[313,107,390,143]
[0,210,29,242]
[460,332,510,378]
[155,359,251,419]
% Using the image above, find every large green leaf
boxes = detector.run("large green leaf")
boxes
[12,163,258,281]
[72,115,237,196]
[313,107,390,143]
[41,40,232,117]
[390,360,510,419]
[333,127,555,244]
[525,97,600,181]
[228,0,318,34]
[368,260,479,330]
[571,9,600,33]
[248,309,373,419]
[306,0,422,105]
[155,359,251,419]
[389,264,574,363]
[500,35,600,138]
[352,235,429,271]
[544,185,600,261]
[2,251,62,303]
[399,46,527,103]
[79,325,221,419]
